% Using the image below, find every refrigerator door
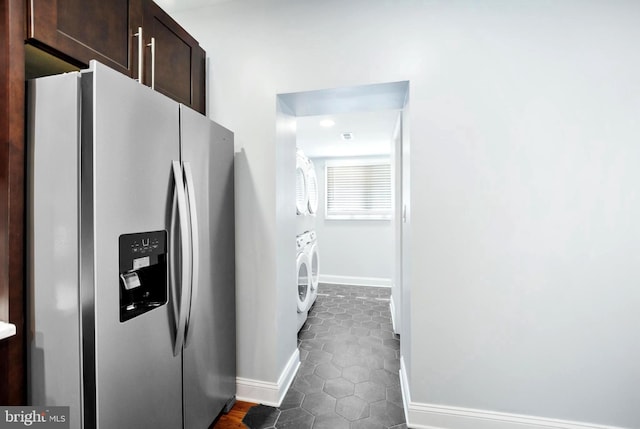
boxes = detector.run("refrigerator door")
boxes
[82,62,182,429]
[180,105,236,428]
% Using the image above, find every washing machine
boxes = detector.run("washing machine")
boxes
[296,233,312,331]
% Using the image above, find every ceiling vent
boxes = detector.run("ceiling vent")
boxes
[341,132,354,141]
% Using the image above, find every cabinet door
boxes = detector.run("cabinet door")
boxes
[143,0,206,114]
[28,0,143,77]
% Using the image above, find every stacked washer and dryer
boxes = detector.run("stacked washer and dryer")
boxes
[296,149,320,331]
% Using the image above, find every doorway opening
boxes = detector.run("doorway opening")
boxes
[273,81,410,427]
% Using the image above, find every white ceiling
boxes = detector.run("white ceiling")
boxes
[296,110,400,159]
[154,1,404,159]
[155,0,228,13]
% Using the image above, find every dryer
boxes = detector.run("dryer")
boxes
[304,158,319,216]
[295,150,308,215]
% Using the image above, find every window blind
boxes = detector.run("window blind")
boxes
[326,162,392,220]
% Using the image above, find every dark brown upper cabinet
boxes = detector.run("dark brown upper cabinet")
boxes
[27,0,206,114]
[27,0,143,76]
[142,0,205,114]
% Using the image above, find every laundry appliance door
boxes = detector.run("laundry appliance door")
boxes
[308,240,320,293]
[296,252,311,312]
[296,164,308,215]
[306,161,319,215]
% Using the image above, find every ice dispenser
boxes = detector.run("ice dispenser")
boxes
[119,231,168,322]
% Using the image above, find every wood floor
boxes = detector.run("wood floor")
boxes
[211,401,256,429]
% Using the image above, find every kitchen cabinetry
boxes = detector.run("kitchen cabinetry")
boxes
[27,0,206,114]
[142,0,206,113]
[27,0,140,77]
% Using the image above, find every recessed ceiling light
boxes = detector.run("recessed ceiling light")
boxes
[319,119,335,127]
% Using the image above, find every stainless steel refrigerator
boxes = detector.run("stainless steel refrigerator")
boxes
[27,60,236,429]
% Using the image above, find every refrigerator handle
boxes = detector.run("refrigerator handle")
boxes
[183,162,199,347]
[171,161,193,356]
[147,37,156,90]
[134,27,143,83]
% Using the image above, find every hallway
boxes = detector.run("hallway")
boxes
[243,284,406,429]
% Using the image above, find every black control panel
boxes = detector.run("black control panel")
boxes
[118,231,167,322]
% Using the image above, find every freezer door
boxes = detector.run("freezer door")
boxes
[180,105,236,428]
[28,72,83,428]
[82,62,182,429]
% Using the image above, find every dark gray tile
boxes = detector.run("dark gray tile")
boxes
[350,416,386,429]
[334,313,353,320]
[297,360,317,377]
[384,357,401,374]
[308,323,331,334]
[314,362,342,380]
[335,395,370,421]
[382,338,400,350]
[370,329,395,340]
[341,365,370,384]
[370,368,400,387]
[299,330,316,340]
[275,408,314,429]
[307,349,332,364]
[370,345,398,360]
[354,381,386,403]
[322,341,350,355]
[301,391,336,416]
[293,373,325,395]
[311,412,350,429]
[242,404,280,429]
[350,326,370,336]
[300,338,325,351]
[274,284,405,429]
[317,311,335,319]
[280,387,304,410]
[386,385,404,408]
[323,378,355,399]
[361,355,385,370]
[331,352,366,369]
[369,400,406,427]
[359,336,383,347]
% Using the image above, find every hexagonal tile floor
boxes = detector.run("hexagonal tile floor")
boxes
[242,284,407,429]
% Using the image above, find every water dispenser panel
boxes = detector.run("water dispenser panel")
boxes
[119,231,167,322]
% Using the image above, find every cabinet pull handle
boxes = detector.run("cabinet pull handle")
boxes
[147,37,156,89]
[134,27,143,83]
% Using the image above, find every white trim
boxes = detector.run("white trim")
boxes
[0,321,16,340]
[320,274,392,288]
[236,348,300,407]
[389,296,398,334]
[399,355,411,425]
[400,358,626,429]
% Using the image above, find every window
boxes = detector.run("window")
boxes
[325,160,392,220]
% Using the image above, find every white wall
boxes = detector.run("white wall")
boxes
[311,156,394,285]
[173,1,640,427]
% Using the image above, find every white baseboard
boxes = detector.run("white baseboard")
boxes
[399,357,624,429]
[406,403,627,429]
[236,348,300,407]
[399,355,411,425]
[320,274,392,288]
[389,295,398,335]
